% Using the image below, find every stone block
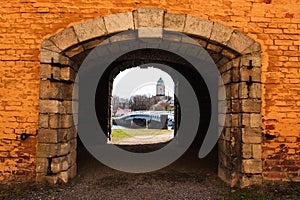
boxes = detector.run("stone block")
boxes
[38,114,48,128]
[60,67,75,82]
[207,43,223,53]
[58,143,70,156]
[240,67,261,83]
[221,70,231,84]
[242,42,262,55]
[39,100,61,114]
[61,115,73,128]
[230,83,239,99]
[218,148,229,166]
[38,129,58,143]
[73,17,106,42]
[64,45,84,58]
[83,39,104,50]
[40,49,60,63]
[240,174,262,188]
[36,158,48,173]
[41,39,61,53]
[242,144,252,159]
[40,80,63,100]
[227,30,255,53]
[218,60,232,74]
[68,164,77,179]
[59,55,73,66]
[70,138,77,151]
[49,114,60,129]
[210,22,233,45]
[164,13,186,32]
[221,48,238,60]
[184,15,213,39]
[136,8,164,28]
[216,56,230,66]
[231,67,240,82]
[249,83,262,99]
[104,12,134,33]
[224,113,231,127]
[241,113,251,127]
[57,128,71,142]
[193,37,207,48]
[51,156,69,173]
[67,150,76,166]
[242,159,262,173]
[250,114,261,128]
[241,53,261,68]
[252,144,262,159]
[49,27,79,50]
[230,136,241,157]
[61,101,73,114]
[58,171,68,183]
[231,99,241,113]
[51,66,61,81]
[61,83,73,100]
[36,143,57,157]
[241,99,261,113]
[40,64,51,79]
[242,127,262,144]
[220,127,231,141]
[231,114,239,127]
[231,127,242,143]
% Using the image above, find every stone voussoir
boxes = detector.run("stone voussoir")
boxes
[227,30,255,54]
[41,39,61,53]
[104,12,134,34]
[210,22,234,45]
[164,13,186,32]
[136,8,164,28]
[49,27,79,51]
[183,15,213,39]
[73,17,107,42]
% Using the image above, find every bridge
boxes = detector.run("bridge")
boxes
[112,111,174,129]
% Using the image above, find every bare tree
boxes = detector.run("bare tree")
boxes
[129,95,161,111]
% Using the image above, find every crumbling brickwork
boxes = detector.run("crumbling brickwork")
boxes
[0,0,299,184]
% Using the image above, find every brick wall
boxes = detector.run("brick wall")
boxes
[0,0,299,183]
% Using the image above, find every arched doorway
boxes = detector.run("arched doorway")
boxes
[37,8,262,187]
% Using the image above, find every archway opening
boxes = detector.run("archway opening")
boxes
[108,66,176,152]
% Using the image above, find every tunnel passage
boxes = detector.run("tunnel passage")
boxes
[95,48,210,143]
[93,48,211,152]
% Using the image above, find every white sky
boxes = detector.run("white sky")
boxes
[112,67,174,99]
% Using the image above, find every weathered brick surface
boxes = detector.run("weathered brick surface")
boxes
[0,0,299,184]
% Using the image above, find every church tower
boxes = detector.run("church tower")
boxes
[156,77,165,96]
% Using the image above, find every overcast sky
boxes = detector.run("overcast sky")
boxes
[112,67,174,99]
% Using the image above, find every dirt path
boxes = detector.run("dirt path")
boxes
[19,142,229,200]
[111,131,174,145]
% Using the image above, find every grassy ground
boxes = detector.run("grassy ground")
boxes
[0,181,299,199]
[220,182,300,199]
[111,128,171,142]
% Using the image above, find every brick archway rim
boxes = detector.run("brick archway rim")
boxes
[38,7,263,187]
[40,7,261,64]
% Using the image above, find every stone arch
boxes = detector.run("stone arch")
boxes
[38,8,262,187]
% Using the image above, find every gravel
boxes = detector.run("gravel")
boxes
[17,144,228,200]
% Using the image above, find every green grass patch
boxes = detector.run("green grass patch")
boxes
[111,128,171,142]
[220,182,300,200]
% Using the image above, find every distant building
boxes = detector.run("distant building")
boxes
[156,77,165,96]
